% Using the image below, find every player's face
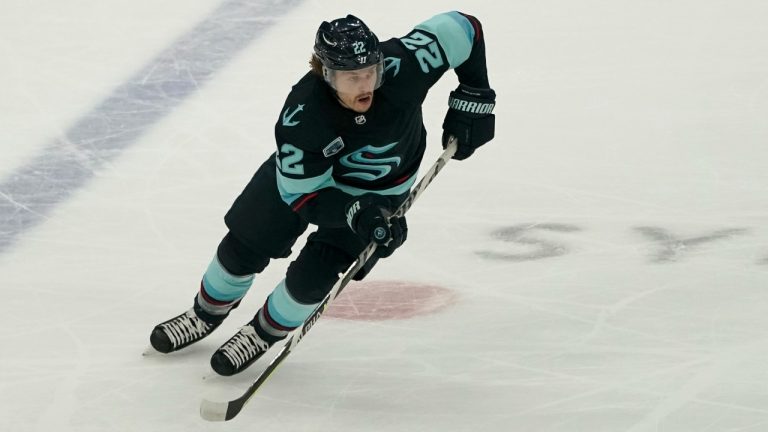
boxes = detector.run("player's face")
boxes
[333,65,378,113]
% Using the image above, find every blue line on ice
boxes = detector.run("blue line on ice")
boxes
[0,0,303,254]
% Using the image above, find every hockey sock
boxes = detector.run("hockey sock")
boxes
[254,279,319,342]
[197,255,254,316]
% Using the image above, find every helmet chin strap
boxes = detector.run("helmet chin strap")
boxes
[322,81,349,109]
[320,69,344,104]
[322,66,335,89]
[335,93,357,111]
[334,92,350,109]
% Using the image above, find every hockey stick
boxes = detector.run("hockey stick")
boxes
[200,137,458,422]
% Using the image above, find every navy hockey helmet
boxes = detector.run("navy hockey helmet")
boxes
[314,15,383,70]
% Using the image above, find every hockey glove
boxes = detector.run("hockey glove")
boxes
[442,83,496,160]
[345,194,408,258]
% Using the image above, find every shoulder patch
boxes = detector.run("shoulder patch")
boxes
[384,57,401,77]
[282,104,305,127]
[323,137,345,158]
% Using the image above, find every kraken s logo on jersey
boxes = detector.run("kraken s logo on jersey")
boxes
[340,142,401,181]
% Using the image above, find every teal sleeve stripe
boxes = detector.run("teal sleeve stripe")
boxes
[415,11,475,68]
[201,256,254,301]
[266,279,319,327]
[336,171,418,197]
[276,166,335,205]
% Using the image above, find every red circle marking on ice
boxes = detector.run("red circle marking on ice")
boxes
[325,280,457,321]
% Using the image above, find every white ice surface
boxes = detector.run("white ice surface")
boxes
[1,1,768,431]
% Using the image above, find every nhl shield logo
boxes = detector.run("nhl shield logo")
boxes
[355,115,366,125]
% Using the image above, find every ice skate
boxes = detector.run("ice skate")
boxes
[210,319,283,376]
[150,297,228,354]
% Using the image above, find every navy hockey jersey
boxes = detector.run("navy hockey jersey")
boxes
[273,11,490,227]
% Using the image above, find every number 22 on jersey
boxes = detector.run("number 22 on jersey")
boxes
[400,31,444,73]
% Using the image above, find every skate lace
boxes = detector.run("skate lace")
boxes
[220,325,271,368]
[163,309,211,348]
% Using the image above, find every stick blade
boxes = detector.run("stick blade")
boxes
[199,398,230,422]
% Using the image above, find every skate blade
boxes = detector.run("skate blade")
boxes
[202,370,220,381]
[141,345,161,356]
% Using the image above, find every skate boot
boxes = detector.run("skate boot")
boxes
[210,318,285,376]
[150,297,229,353]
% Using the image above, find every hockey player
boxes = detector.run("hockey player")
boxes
[149,11,496,376]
